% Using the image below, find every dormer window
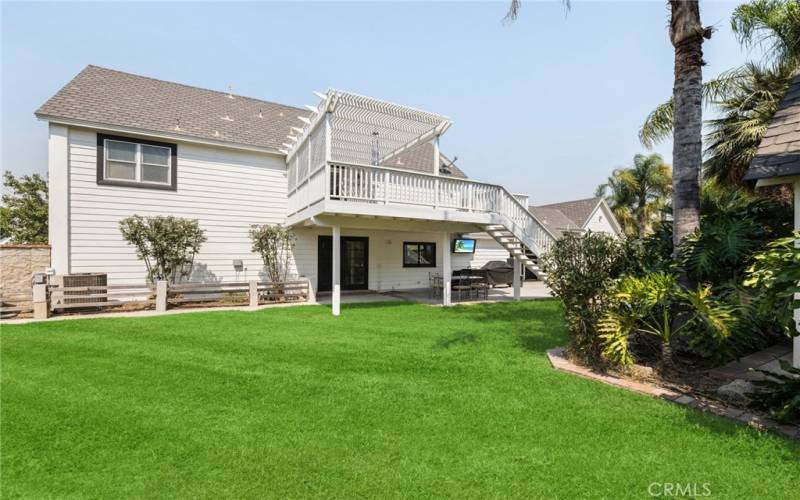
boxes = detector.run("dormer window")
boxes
[97,134,177,190]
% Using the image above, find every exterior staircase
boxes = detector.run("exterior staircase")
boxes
[482,224,548,280]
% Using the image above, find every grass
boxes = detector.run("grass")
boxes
[2,300,798,499]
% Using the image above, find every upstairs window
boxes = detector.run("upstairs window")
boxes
[97,134,177,190]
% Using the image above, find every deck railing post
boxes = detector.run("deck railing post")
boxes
[384,170,390,204]
[156,280,168,312]
[249,280,259,309]
[32,284,49,320]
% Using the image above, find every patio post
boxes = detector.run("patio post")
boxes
[332,225,341,316]
[512,256,521,301]
[441,231,451,306]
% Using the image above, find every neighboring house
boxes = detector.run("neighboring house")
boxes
[529,197,622,238]
[743,71,800,368]
[36,65,565,314]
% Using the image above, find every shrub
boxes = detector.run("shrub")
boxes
[599,274,736,368]
[119,215,207,284]
[543,232,625,367]
[249,224,296,283]
[0,171,48,244]
[743,232,800,336]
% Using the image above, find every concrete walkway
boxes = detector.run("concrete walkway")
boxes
[708,342,794,382]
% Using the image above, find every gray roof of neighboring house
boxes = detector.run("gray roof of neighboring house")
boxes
[744,72,800,181]
[528,206,582,236]
[35,65,308,152]
[36,65,468,178]
[380,142,467,178]
[533,197,602,228]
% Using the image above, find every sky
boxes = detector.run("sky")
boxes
[2,1,759,204]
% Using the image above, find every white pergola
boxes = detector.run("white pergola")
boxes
[283,90,455,315]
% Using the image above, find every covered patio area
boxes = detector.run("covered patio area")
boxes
[315,281,552,306]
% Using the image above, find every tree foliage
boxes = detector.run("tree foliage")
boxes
[639,0,799,187]
[596,153,672,237]
[249,224,296,283]
[0,171,48,244]
[119,215,207,284]
[542,232,626,367]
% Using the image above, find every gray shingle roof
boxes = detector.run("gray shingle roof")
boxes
[35,65,468,178]
[35,65,308,152]
[528,206,581,236]
[744,72,800,181]
[533,197,602,228]
[380,142,467,178]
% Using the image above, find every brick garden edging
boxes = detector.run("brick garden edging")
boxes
[546,347,799,441]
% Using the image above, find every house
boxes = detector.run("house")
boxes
[35,65,615,315]
[529,197,622,237]
[743,71,800,368]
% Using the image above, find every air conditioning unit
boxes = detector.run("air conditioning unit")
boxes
[52,273,108,308]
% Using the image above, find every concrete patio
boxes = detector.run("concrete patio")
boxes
[315,280,553,306]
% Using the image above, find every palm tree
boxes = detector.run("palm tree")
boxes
[639,0,799,187]
[731,0,799,67]
[505,0,709,257]
[596,154,672,238]
[668,0,711,255]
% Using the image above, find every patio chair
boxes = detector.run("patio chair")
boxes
[452,276,473,302]
[470,276,489,300]
[429,272,443,299]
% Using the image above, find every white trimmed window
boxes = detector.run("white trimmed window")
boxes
[98,134,177,190]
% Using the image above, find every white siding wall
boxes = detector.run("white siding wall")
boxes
[294,228,448,292]
[61,127,515,291]
[584,206,619,236]
[67,127,288,284]
[451,236,510,269]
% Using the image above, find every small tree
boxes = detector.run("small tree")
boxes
[0,171,48,244]
[542,232,626,367]
[119,215,206,284]
[249,224,296,283]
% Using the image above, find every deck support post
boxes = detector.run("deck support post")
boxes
[441,231,451,306]
[156,280,168,312]
[512,256,521,301]
[332,225,341,316]
[32,284,49,320]
[249,280,259,309]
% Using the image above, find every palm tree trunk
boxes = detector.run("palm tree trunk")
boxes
[637,194,647,238]
[669,1,708,269]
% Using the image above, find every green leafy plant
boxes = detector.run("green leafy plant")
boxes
[743,232,800,336]
[748,360,800,424]
[599,274,736,367]
[119,215,207,284]
[543,232,625,367]
[249,224,296,284]
[0,171,48,244]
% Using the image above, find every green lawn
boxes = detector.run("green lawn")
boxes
[2,300,798,499]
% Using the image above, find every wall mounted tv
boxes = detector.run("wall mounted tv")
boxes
[452,238,476,254]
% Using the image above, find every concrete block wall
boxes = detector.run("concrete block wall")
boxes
[0,245,51,302]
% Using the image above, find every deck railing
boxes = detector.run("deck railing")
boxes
[287,161,556,255]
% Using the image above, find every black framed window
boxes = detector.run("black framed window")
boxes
[403,242,436,268]
[97,133,177,190]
